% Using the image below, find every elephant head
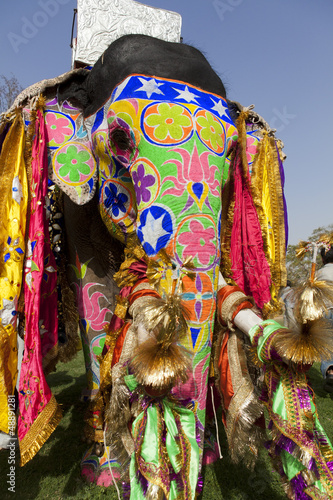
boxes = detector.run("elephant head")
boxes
[44,39,238,411]
[32,35,234,403]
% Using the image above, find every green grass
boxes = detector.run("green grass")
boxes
[0,355,332,499]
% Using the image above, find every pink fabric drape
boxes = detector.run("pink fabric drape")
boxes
[230,152,271,309]
[18,108,61,465]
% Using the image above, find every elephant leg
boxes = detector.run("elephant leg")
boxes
[63,193,124,485]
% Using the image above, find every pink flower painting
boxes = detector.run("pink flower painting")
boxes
[178,219,216,266]
[161,143,219,213]
[45,112,74,146]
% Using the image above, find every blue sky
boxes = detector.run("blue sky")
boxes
[1,0,332,244]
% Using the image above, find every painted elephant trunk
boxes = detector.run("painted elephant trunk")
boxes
[89,74,238,497]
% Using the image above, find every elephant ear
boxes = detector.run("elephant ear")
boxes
[7,69,97,206]
[45,91,98,205]
[57,70,91,111]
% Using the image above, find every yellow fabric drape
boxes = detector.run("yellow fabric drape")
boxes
[0,113,28,433]
[251,133,287,310]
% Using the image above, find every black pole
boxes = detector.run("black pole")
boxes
[70,8,77,48]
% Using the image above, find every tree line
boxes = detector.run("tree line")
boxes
[0,74,23,114]
[286,224,333,285]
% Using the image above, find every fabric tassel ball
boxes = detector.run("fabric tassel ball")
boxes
[274,317,333,365]
[130,336,191,392]
[130,294,191,392]
[293,278,333,323]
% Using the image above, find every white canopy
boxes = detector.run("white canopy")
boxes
[72,0,182,68]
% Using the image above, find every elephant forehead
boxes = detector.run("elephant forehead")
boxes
[106,75,236,149]
[109,74,230,116]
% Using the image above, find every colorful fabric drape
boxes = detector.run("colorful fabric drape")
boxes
[221,110,287,315]
[250,134,287,307]
[18,104,61,466]
[229,147,272,309]
[0,114,28,434]
[249,320,333,499]
[125,374,199,500]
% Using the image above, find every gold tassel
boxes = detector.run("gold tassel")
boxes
[20,395,62,466]
[130,337,191,391]
[130,295,191,391]
[293,278,333,324]
[274,317,333,365]
[137,295,189,347]
[278,236,333,365]
[296,240,312,260]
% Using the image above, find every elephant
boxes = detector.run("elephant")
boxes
[1,33,333,500]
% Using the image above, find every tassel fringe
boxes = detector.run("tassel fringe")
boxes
[274,317,333,365]
[130,295,191,392]
[20,395,62,466]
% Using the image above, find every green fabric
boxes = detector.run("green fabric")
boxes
[126,374,199,499]
[257,320,285,362]
[313,479,327,495]
[249,320,333,497]
[281,449,305,481]
[129,453,145,500]
[124,373,138,392]
[163,403,182,473]
[271,380,288,420]
[248,319,285,347]
[141,405,160,465]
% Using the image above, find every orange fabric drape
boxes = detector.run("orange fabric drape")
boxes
[218,331,234,424]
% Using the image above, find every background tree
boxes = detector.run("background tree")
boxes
[0,74,23,114]
[286,224,333,285]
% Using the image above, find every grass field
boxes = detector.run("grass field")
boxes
[1,351,332,500]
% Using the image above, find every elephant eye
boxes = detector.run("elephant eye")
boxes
[110,128,131,151]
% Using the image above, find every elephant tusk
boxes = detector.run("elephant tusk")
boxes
[233,308,262,336]
[218,271,262,336]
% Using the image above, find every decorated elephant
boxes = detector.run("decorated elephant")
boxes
[1,31,333,500]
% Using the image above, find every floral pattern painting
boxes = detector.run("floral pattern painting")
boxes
[53,143,96,186]
[45,111,75,148]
